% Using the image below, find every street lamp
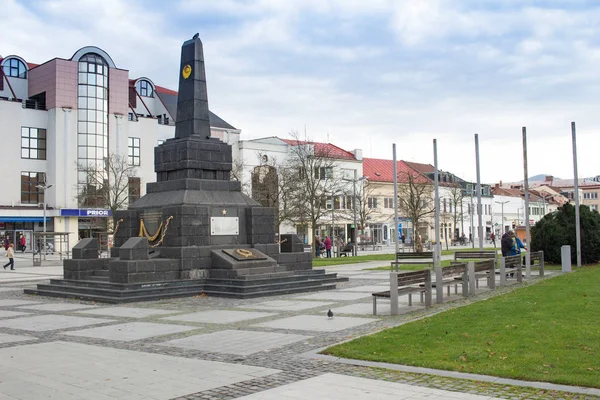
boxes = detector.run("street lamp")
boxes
[36,179,53,260]
[495,201,509,234]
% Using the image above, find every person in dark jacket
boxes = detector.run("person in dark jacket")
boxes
[501,232,513,257]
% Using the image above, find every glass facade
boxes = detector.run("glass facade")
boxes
[21,127,47,160]
[77,53,109,207]
[3,58,27,78]
[21,172,45,204]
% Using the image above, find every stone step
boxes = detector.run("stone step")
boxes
[209,268,293,279]
[87,275,109,282]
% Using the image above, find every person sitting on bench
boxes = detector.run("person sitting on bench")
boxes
[340,241,354,256]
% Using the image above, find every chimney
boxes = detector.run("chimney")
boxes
[494,183,500,189]
[545,175,553,183]
[499,180,503,187]
[352,149,363,161]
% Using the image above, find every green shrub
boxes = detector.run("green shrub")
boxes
[531,203,600,264]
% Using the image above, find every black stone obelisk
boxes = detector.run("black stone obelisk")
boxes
[175,34,210,139]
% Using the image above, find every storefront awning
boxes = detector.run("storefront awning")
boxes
[0,217,50,223]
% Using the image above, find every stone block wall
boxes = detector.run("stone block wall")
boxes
[246,207,276,245]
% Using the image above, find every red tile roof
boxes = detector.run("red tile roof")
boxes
[363,158,432,184]
[280,139,356,161]
[404,161,435,174]
[155,85,178,96]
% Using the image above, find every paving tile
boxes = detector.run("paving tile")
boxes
[238,300,334,311]
[348,274,391,280]
[338,285,389,293]
[236,373,503,399]
[324,302,424,316]
[0,341,279,399]
[162,310,276,324]
[0,299,40,307]
[293,292,372,301]
[252,315,378,332]
[0,314,115,332]
[17,303,99,312]
[0,310,31,319]
[62,322,198,341]
[0,287,22,292]
[0,332,37,344]
[76,306,176,318]
[160,329,312,355]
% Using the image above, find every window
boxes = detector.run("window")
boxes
[368,197,378,209]
[384,198,394,209]
[584,192,598,200]
[590,204,598,212]
[344,196,354,209]
[128,177,141,204]
[341,169,354,180]
[314,167,332,180]
[128,137,140,166]
[136,80,154,97]
[21,172,45,204]
[21,127,47,160]
[3,58,27,78]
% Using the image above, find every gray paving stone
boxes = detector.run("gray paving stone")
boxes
[0,287,21,292]
[0,314,115,332]
[0,310,31,319]
[162,310,276,324]
[76,306,177,318]
[252,315,378,332]
[62,322,198,341]
[348,274,390,280]
[293,292,372,301]
[160,330,312,355]
[338,285,388,293]
[0,341,279,399]
[235,373,504,399]
[325,302,424,316]
[0,299,40,307]
[238,300,334,311]
[17,303,99,312]
[0,332,37,344]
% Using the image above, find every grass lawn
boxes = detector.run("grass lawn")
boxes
[323,266,600,388]
[312,248,499,268]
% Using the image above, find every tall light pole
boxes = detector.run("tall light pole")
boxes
[36,178,53,260]
[495,201,509,234]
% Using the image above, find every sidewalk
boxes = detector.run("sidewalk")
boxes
[0,253,63,284]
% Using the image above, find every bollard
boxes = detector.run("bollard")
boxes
[561,245,572,272]
[467,261,476,296]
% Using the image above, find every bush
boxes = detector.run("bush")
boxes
[531,203,600,264]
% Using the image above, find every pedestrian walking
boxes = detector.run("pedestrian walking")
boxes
[3,244,15,270]
[490,232,496,248]
[20,234,26,253]
[324,236,332,258]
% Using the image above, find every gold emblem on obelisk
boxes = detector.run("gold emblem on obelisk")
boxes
[182,64,192,79]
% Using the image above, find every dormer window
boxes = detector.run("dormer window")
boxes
[136,80,153,97]
[3,58,27,78]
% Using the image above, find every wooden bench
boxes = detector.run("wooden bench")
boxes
[359,242,383,251]
[499,255,522,285]
[454,251,498,262]
[426,263,469,302]
[372,269,432,315]
[472,259,496,290]
[391,251,434,271]
[337,245,354,257]
[528,251,545,277]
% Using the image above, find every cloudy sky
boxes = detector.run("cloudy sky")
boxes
[2,0,599,183]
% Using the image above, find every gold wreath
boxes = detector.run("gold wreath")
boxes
[150,216,173,248]
[138,219,163,242]
[182,64,192,79]
[235,249,254,258]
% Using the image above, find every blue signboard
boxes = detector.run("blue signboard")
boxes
[60,209,112,217]
[397,223,403,240]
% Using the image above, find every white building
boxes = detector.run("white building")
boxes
[0,47,238,249]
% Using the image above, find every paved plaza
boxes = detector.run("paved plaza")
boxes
[0,261,598,400]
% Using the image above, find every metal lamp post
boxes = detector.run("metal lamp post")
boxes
[495,201,509,234]
[35,181,53,260]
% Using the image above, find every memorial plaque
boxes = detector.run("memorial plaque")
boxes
[222,248,267,261]
[210,217,239,235]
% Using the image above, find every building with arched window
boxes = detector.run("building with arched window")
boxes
[0,47,240,248]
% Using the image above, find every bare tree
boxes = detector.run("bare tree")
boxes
[230,158,251,197]
[353,180,379,236]
[281,131,344,251]
[397,171,435,248]
[446,184,464,240]
[76,154,139,214]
